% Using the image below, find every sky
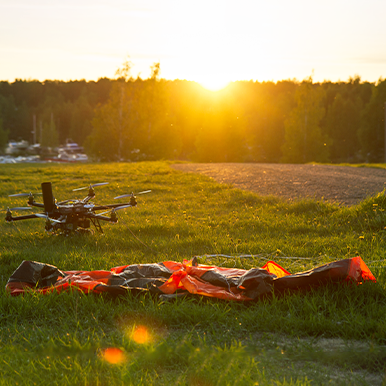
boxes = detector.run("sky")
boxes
[1,0,386,90]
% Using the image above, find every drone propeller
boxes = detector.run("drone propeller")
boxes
[114,204,133,211]
[98,204,133,216]
[114,190,151,200]
[2,207,32,212]
[34,213,64,223]
[9,192,42,198]
[73,182,109,192]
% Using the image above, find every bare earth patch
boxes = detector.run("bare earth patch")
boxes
[257,333,385,385]
[172,163,386,206]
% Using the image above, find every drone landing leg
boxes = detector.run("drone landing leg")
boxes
[90,217,103,234]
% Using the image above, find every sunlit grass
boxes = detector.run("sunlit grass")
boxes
[0,161,385,385]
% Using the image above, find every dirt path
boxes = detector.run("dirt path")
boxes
[172,163,386,206]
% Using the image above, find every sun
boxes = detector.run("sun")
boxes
[197,76,230,92]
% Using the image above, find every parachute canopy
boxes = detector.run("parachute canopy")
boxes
[6,256,375,300]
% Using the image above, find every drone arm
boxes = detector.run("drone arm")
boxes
[5,213,45,222]
[29,202,45,209]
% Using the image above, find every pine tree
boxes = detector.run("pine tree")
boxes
[0,117,9,153]
[281,78,329,163]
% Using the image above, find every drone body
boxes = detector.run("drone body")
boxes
[5,182,150,235]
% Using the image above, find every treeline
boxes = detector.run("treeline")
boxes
[0,78,112,151]
[1,69,386,163]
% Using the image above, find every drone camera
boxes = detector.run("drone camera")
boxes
[78,218,91,229]
[44,219,54,232]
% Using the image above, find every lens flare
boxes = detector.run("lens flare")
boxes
[131,325,151,344]
[199,77,230,92]
[101,347,126,364]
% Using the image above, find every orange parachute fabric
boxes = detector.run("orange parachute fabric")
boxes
[5,257,376,300]
[261,261,291,278]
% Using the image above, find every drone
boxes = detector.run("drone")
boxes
[5,182,151,235]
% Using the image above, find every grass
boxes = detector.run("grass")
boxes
[0,161,385,385]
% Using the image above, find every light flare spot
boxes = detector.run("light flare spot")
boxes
[131,325,151,344]
[102,347,126,364]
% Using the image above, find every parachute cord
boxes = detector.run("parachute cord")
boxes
[122,220,158,255]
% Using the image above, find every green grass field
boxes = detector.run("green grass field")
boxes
[0,161,385,385]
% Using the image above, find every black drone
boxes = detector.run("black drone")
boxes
[5,182,150,235]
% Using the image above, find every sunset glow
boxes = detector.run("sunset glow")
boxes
[1,0,386,83]
[198,77,230,92]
